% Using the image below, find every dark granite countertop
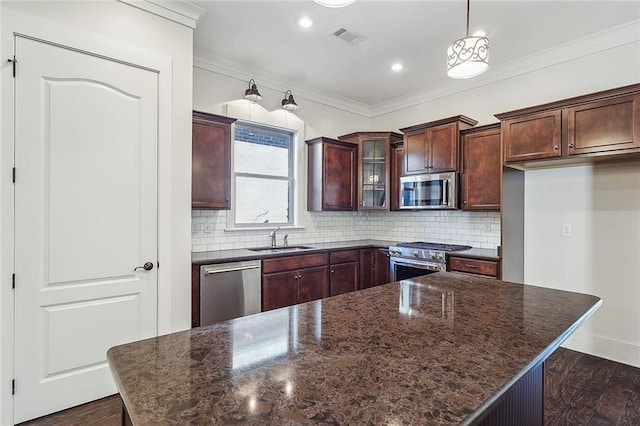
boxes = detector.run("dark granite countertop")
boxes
[108,273,600,425]
[192,240,499,265]
[191,239,399,265]
[447,247,500,261]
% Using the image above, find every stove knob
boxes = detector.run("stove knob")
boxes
[412,250,419,257]
[430,252,437,260]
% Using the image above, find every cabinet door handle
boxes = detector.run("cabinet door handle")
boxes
[465,264,479,269]
[553,145,559,151]
[331,270,334,274]
[568,143,574,149]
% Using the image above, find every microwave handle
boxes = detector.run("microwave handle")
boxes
[442,179,449,206]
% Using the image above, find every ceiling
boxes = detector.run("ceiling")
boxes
[192,1,640,109]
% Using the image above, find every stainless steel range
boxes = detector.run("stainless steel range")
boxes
[389,242,472,281]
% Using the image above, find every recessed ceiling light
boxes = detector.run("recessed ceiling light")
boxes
[298,17,313,28]
[391,63,403,72]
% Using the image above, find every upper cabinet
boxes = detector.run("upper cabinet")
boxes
[306,137,358,211]
[399,115,478,175]
[390,142,404,211]
[460,124,502,211]
[192,111,236,209]
[338,131,403,210]
[497,84,640,168]
[502,110,562,163]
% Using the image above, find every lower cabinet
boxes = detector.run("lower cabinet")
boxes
[262,254,329,311]
[329,250,359,296]
[448,256,500,279]
[359,248,390,289]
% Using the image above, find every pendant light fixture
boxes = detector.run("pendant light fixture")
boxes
[281,90,299,112]
[313,0,357,8]
[447,0,489,79]
[244,79,263,103]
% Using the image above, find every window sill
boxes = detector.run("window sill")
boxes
[224,226,306,233]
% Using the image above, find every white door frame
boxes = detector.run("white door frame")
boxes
[1,11,175,425]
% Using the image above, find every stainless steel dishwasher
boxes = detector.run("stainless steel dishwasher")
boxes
[200,260,261,326]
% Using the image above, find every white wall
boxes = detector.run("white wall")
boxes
[525,162,640,367]
[0,1,193,423]
[371,40,640,366]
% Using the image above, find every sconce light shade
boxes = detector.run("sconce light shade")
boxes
[281,90,299,112]
[447,36,489,79]
[244,79,263,103]
[313,0,357,7]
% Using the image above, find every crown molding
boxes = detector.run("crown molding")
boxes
[370,19,640,117]
[117,0,206,29]
[193,19,639,119]
[193,49,373,117]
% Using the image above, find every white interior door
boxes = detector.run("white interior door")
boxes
[13,36,159,423]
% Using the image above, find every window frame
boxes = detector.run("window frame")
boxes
[231,120,296,229]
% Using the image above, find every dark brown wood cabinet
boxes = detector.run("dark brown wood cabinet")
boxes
[460,124,502,211]
[359,248,390,290]
[306,137,358,211]
[262,253,329,311]
[329,250,359,296]
[448,256,500,279]
[497,84,640,167]
[502,110,562,163]
[567,94,640,156]
[338,132,403,211]
[400,116,477,175]
[390,143,404,211]
[192,111,236,209]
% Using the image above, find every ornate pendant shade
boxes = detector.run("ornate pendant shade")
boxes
[313,0,357,7]
[447,35,489,79]
[447,0,489,79]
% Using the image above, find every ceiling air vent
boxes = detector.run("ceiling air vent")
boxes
[330,27,365,46]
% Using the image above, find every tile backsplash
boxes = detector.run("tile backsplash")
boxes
[192,209,500,252]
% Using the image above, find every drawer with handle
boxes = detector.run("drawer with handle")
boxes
[330,249,359,264]
[449,256,499,278]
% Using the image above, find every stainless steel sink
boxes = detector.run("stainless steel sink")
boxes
[248,245,313,253]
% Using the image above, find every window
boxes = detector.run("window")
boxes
[233,121,295,227]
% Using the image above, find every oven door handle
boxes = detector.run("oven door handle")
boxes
[391,258,443,271]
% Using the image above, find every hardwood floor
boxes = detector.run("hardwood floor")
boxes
[17,348,640,425]
[545,348,640,425]
[17,395,121,426]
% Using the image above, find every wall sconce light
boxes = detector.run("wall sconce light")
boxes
[244,79,263,103]
[281,90,299,112]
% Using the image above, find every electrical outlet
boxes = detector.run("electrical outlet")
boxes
[561,224,572,237]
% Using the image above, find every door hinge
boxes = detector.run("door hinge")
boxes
[11,379,15,395]
[12,273,15,289]
[12,167,16,183]
[8,56,16,78]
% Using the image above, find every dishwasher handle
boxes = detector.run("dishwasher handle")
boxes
[203,264,260,275]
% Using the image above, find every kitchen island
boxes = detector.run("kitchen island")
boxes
[107,272,600,425]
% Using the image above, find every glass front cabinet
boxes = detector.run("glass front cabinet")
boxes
[338,132,403,210]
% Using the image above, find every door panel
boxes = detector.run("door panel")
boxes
[298,266,329,304]
[430,124,457,172]
[14,36,158,422]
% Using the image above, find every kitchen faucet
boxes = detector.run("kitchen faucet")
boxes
[270,226,280,248]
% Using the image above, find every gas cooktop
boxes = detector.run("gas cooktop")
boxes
[394,242,472,252]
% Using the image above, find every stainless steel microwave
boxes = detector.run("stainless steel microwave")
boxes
[399,172,458,210]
